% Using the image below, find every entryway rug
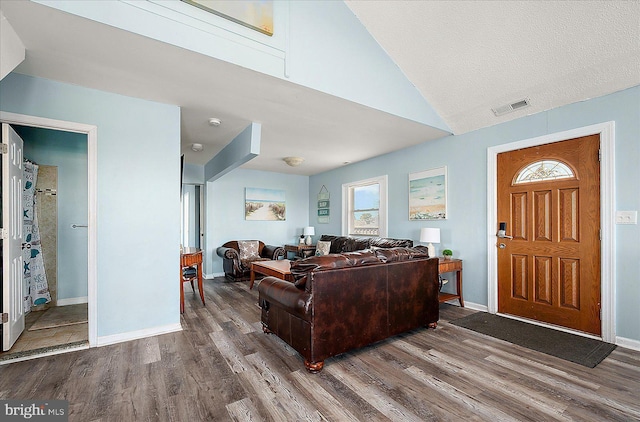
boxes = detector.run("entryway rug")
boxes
[451,312,616,368]
[28,303,88,331]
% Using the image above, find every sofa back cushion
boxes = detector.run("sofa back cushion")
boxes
[319,235,413,253]
[369,237,413,248]
[374,246,430,263]
[318,235,366,253]
[291,250,381,288]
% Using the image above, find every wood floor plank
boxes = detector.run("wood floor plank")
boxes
[1,277,639,422]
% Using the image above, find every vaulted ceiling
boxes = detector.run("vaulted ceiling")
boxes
[2,1,639,176]
[345,0,640,135]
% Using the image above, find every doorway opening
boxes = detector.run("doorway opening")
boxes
[487,121,615,343]
[1,111,97,363]
[1,124,87,360]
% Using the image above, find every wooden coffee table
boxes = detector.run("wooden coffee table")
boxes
[250,259,293,289]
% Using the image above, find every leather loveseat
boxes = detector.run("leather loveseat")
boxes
[256,247,439,372]
[216,240,285,281]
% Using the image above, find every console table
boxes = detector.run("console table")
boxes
[438,258,463,307]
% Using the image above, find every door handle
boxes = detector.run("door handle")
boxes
[497,222,513,239]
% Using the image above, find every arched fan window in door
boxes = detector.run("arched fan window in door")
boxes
[514,160,575,184]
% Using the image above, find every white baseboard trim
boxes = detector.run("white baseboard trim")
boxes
[206,272,225,279]
[616,336,640,352]
[454,301,488,312]
[96,323,182,347]
[56,296,88,306]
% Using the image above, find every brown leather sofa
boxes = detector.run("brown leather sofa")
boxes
[216,240,285,281]
[256,247,439,372]
[318,234,414,254]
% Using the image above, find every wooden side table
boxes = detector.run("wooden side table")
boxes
[180,247,205,313]
[284,244,316,259]
[438,258,463,307]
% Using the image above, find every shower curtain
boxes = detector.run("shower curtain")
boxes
[23,160,51,313]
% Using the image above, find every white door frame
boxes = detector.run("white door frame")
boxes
[487,121,615,343]
[0,111,97,347]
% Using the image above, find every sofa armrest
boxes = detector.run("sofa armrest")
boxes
[216,246,239,260]
[257,276,311,321]
[262,244,285,260]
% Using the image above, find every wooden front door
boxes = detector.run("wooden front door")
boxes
[497,135,601,335]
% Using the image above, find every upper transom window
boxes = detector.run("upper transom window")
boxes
[514,160,574,184]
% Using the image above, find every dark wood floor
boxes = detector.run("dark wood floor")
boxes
[1,277,638,421]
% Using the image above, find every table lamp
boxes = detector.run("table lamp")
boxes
[303,226,315,245]
[420,228,440,257]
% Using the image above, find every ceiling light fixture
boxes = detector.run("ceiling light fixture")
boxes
[283,156,305,167]
[191,143,204,152]
[208,117,222,126]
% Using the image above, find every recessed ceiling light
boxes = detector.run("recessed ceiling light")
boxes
[208,118,221,126]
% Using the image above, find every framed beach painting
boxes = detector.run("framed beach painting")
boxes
[409,166,447,220]
[245,187,286,221]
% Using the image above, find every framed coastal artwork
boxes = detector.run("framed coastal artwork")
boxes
[181,0,274,36]
[245,188,286,221]
[409,166,447,220]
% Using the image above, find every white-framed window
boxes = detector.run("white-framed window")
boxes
[342,175,388,237]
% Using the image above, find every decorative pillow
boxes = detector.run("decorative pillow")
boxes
[316,240,331,256]
[238,240,259,260]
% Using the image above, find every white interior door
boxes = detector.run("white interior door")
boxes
[2,123,25,351]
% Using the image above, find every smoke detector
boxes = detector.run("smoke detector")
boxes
[492,98,531,116]
[208,118,221,126]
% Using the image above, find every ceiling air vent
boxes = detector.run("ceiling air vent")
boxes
[492,98,531,116]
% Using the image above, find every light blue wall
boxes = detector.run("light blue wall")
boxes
[287,1,448,131]
[18,126,88,301]
[0,73,181,338]
[207,169,309,275]
[34,0,449,132]
[310,86,640,344]
[182,163,204,185]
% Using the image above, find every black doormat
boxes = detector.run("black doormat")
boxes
[451,312,616,368]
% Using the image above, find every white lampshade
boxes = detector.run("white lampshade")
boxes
[303,226,315,246]
[420,228,440,243]
[420,228,440,257]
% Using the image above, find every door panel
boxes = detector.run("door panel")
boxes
[2,123,25,351]
[497,135,601,335]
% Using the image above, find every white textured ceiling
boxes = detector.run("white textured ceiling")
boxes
[345,0,640,134]
[2,1,639,176]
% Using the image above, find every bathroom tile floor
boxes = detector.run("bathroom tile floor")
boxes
[0,307,88,362]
